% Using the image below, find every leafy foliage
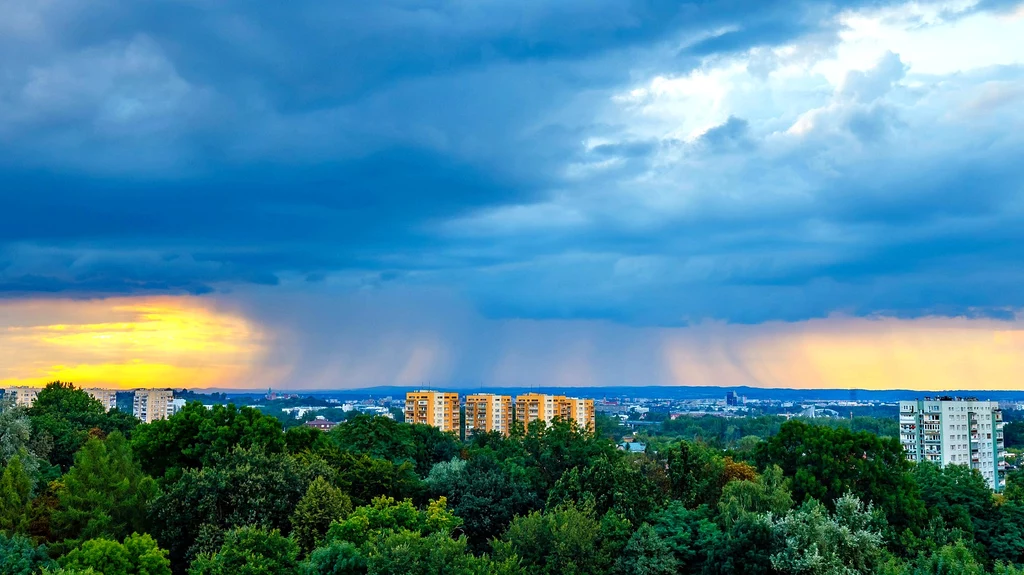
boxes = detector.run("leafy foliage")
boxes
[131,403,286,481]
[0,532,57,575]
[60,533,172,575]
[291,476,353,555]
[188,526,299,575]
[52,432,158,548]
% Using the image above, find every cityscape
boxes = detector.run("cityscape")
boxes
[2,0,1024,572]
[2,383,1013,492]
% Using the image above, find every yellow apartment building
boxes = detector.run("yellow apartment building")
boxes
[465,394,513,436]
[515,393,595,431]
[405,391,460,433]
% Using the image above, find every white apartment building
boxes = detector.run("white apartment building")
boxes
[85,388,118,411]
[133,389,176,423]
[899,397,1005,491]
[2,386,41,408]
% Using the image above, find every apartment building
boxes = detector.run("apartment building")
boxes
[404,391,460,433]
[1,386,41,408]
[899,397,1005,491]
[85,388,118,412]
[465,394,513,436]
[133,389,176,423]
[515,393,595,432]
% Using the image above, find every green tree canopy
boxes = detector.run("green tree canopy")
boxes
[613,523,678,575]
[0,532,56,575]
[426,454,539,550]
[0,453,34,534]
[60,533,172,575]
[148,446,307,568]
[325,496,461,548]
[27,382,138,471]
[52,432,158,548]
[131,402,286,481]
[291,476,353,556]
[494,502,625,575]
[188,526,299,575]
[769,493,886,575]
[756,420,926,535]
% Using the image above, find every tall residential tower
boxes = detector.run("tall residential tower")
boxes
[405,391,460,433]
[515,393,595,432]
[899,397,1005,490]
[465,394,513,436]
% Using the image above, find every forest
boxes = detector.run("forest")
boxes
[3,382,1024,575]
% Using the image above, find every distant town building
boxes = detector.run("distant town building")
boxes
[304,416,337,432]
[133,389,176,423]
[85,388,118,412]
[515,393,595,432]
[1,386,41,408]
[465,394,513,436]
[405,391,460,433]
[726,391,739,406]
[619,441,647,453]
[899,397,1005,491]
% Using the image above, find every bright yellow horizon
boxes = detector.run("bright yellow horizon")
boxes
[1,296,1023,391]
[0,297,266,390]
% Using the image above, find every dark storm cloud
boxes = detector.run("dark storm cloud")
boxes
[1,0,1023,325]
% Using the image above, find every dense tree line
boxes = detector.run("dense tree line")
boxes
[3,382,1024,574]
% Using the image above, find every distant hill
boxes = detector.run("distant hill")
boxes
[203,385,1024,403]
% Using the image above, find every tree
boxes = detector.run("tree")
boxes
[52,432,158,547]
[188,526,299,575]
[704,512,777,575]
[131,403,285,481]
[0,532,56,575]
[59,533,172,575]
[0,453,34,534]
[365,530,521,575]
[325,497,461,549]
[666,440,730,507]
[291,477,353,555]
[613,524,678,575]
[303,448,424,507]
[426,455,539,551]
[717,464,794,527]
[547,454,669,527]
[300,541,366,575]
[28,382,138,472]
[756,420,926,534]
[148,447,307,568]
[911,541,987,575]
[769,493,885,575]
[1,400,34,465]
[495,503,621,575]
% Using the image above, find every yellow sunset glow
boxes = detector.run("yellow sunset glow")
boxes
[0,297,266,389]
[662,315,1024,390]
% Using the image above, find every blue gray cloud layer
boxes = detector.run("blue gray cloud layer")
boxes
[2,0,1023,325]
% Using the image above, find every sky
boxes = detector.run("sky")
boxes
[2,0,1024,391]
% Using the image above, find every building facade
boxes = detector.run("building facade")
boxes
[465,394,513,436]
[304,417,337,432]
[85,388,118,411]
[404,391,460,433]
[133,389,176,423]
[899,397,1005,491]
[1,386,41,408]
[515,393,595,432]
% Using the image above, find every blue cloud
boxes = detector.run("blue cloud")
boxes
[1,0,1023,328]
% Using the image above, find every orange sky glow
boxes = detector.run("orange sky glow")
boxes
[1,296,1023,391]
[0,297,267,389]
